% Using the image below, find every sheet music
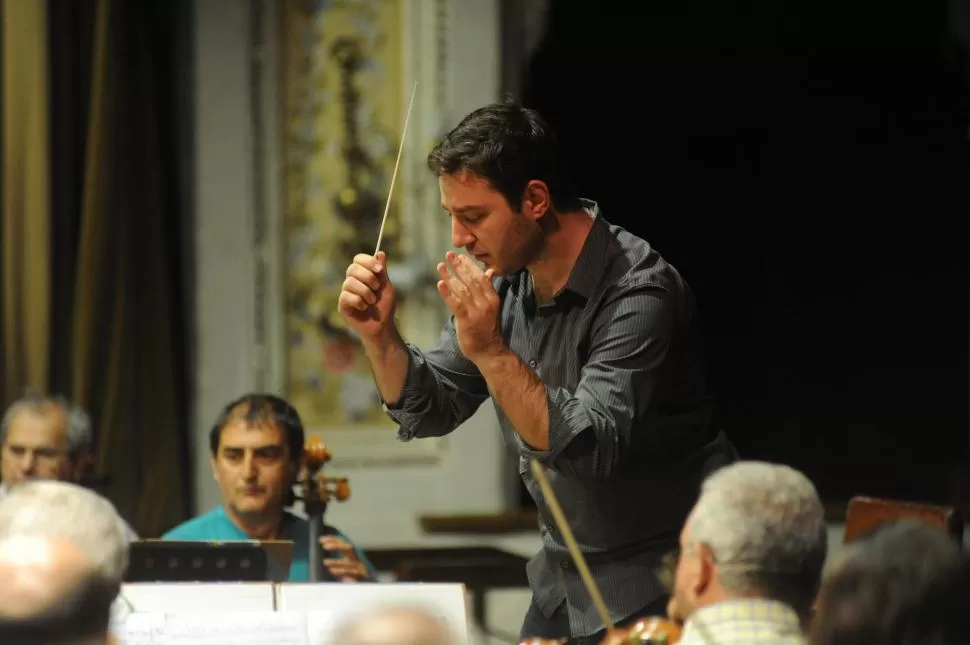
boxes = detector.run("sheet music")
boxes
[164,611,307,645]
[117,612,165,645]
[120,583,275,613]
[305,610,341,645]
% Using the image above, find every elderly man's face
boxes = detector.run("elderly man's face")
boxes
[668,510,719,622]
[1,407,77,488]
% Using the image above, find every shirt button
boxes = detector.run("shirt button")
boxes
[560,561,570,569]
[529,359,537,368]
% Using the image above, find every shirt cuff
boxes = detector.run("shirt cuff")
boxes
[381,343,428,442]
[511,385,576,463]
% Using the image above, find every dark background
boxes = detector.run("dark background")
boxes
[515,0,969,507]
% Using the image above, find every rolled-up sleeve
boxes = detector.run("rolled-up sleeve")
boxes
[515,279,674,480]
[384,316,491,441]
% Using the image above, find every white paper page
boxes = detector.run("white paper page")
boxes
[116,612,166,645]
[163,611,308,645]
[119,583,275,613]
[277,583,468,645]
[305,609,347,645]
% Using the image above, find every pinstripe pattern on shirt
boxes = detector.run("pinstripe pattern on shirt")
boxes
[679,599,805,645]
[385,200,738,637]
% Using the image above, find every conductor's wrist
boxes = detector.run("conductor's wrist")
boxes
[361,324,404,358]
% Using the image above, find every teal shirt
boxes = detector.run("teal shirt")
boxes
[162,506,377,582]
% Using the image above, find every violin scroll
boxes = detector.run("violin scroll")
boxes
[305,436,332,474]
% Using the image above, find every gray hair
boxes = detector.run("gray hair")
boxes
[0,534,118,645]
[687,461,827,619]
[0,481,129,583]
[0,392,93,454]
[332,605,456,645]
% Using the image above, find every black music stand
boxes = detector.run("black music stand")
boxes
[125,540,295,583]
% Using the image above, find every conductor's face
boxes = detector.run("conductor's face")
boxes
[211,420,292,521]
[439,171,548,276]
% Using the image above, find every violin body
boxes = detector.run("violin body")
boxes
[518,616,681,645]
[601,617,682,644]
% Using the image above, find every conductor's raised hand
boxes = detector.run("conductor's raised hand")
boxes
[338,251,396,341]
[436,251,503,363]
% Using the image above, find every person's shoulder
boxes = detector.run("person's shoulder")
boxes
[284,510,309,531]
[602,219,686,294]
[162,507,223,539]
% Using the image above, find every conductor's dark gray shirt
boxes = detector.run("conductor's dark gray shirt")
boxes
[385,200,738,637]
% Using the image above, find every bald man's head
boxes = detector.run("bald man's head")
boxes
[0,535,116,645]
[333,606,456,645]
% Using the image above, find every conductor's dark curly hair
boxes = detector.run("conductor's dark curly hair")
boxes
[427,96,582,213]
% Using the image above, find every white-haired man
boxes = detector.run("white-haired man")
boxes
[0,480,132,633]
[0,392,93,491]
[0,392,137,539]
[0,534,119,645]
[667,461,827,644]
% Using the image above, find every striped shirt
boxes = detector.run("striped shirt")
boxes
[386,200,738,637]
[680,599,805,645]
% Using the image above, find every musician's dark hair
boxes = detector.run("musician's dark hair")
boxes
[209,393,305,507]
[427,96,582,213]
[809,519,970,645]
[0,564,117,645]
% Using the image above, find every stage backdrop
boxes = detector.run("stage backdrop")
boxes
[281,0,453,466]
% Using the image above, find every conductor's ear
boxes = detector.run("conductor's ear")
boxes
[521,180,550,221]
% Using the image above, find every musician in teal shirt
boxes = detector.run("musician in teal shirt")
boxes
[162,393,376,582]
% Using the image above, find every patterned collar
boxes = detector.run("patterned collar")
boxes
[508,198,614,307]
[681,598,805,645]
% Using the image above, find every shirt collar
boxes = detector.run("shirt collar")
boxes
[683,598,803,642]
[511,198,613,306]
[561,199,612,302]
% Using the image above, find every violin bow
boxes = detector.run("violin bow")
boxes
[374,81,418,255]
[529,458,615,631]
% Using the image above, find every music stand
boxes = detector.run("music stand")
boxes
[125,540,295,583]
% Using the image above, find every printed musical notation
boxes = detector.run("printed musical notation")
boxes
[118,611,308,645]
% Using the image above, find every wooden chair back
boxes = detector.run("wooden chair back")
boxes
[842,495,963,543]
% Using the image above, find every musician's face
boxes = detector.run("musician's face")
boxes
[211,420,294,523]
[670,517,716,621]
[0,406,77,487]
[439,171,548,276]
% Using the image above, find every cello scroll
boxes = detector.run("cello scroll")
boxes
[300,436,351,506]
[299,436,350,582]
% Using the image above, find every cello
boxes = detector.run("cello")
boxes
[297,436,352,582]
[519,459,682,645]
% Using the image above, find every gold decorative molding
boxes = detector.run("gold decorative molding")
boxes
[276,0,454,466]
